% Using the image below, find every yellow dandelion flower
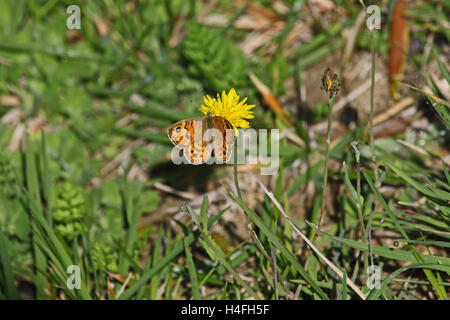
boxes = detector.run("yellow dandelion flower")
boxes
[199,88,255,135]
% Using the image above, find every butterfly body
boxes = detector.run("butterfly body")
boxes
[167,115,235,165]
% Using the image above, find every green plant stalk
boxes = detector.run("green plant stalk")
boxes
[368,30,378,286]
[369,31,377,182]
[318,95,335,230]
[354,145,368,282]
[233,141,242,199]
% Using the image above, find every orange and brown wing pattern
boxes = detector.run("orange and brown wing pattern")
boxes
[168,118,211,164]
[168,116,235,164]
[212,116,235,162]
[187,140,211,164]
[167,119,194,148]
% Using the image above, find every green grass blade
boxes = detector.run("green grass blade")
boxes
[118,180,140,275]
[385,162,450,202]
[150,225,164,300]
[119,208,228,299]
[367,263,450,300]
[0,220,20,299]
[184,237,201,299]
[25,136,47,299]
[432,45,450,85]
[228,190,328,300]
[342,270,347,300]
[308,223,450,268]
[39,130,52,225]
[200,195,209,233]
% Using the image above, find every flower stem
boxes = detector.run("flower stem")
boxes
[318,95,334,231]
[233,139,242,199]
[351,142,368,279]
[370,31,377,183]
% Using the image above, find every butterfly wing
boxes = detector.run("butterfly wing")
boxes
[168,118,211,165]
[211,116,235,162]
[168,119,195,148]
[188,140,211,165]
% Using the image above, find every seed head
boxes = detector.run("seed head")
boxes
[321,67,341,97]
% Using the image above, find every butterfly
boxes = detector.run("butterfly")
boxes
[167,114,235,165]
